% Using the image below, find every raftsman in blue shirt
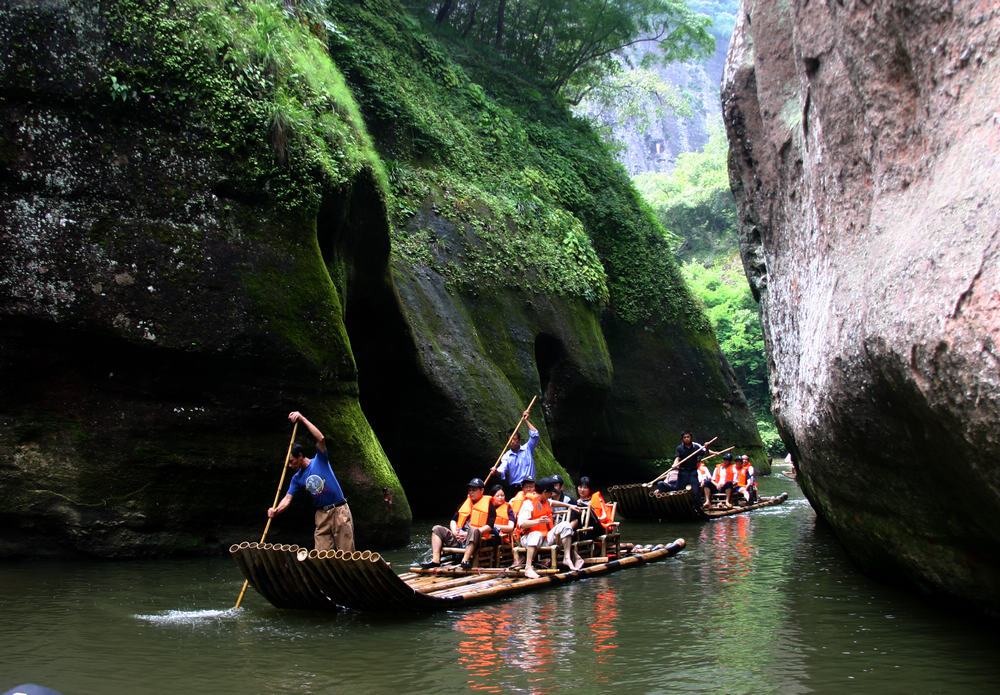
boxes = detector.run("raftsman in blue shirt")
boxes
[286,448,346,509]
[497,428,540,485]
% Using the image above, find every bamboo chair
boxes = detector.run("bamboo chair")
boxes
[511,508,572,569]
[497,531,517,567]
[571,504,596,558]
[595,502,621,558]
[442,535,501,567]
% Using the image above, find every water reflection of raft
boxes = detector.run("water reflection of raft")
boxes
[604,484,788,521]
[230,539,685,612]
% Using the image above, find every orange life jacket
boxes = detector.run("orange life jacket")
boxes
[494,502,513,530]
[510,490,537,517]
[527,497,553,535]
[456,495,493,539]
[735,466,749,487]
[713,463,735,486]
[697,462,712,484]
[589,491,614,531]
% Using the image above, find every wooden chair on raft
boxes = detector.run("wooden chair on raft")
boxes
[595,501,621,558]
[442,536,503,568]
[511,508,574,570]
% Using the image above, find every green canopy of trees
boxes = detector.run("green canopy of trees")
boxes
[414,0,714,95]
[634,130,782,453]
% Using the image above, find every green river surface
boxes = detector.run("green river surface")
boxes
[1,471,997,695]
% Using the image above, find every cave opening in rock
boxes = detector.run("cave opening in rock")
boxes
[314,173,466,518]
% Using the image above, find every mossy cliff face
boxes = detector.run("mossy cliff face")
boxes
[0,0,409,554]
[328,0,764,506]
[0,0,763,556]
[723,0,1000,609]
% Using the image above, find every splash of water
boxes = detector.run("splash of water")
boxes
[134,608,235,624]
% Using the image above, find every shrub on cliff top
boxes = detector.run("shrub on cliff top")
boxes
[328,0,706,328]
[102,0,385,213]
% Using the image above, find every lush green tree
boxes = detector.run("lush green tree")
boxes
[414,0,714,96]
[634,130,783,453]
[633,128,735,260]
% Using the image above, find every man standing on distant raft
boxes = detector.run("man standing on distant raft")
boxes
[267,411,355,552]
[493,410,540,490]
[669,431,714,502]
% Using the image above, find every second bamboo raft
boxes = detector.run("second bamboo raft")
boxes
[605,484,788,521]
[230,539,686,612]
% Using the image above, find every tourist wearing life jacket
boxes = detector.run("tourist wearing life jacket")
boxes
[733,456,752,503]
[517,477,584,578]
[509,476,537,518]
[697,460,715,508]
[711,453,737,508]
[737,454,758,503]
[423,477,496,570]
[488,484,517,541]
[575,476,612,539]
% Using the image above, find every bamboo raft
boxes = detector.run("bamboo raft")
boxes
[230,539,686,612]
[604,484,788,521]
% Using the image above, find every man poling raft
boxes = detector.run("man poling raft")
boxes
[235,410,355,610]
[231,400,689,610]
[267,411,355,552]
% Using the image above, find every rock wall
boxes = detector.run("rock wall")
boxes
[0,0,764,556]
[723,0,1000,609]
[0,0,410,554]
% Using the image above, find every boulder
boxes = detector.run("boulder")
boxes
[723,0,1000,608]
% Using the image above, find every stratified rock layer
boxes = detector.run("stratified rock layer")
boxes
[723,0,1000,609]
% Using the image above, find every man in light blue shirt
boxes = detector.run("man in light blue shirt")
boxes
[493,411,540,489]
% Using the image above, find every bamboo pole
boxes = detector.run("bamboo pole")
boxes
[483,395,538,487]
[235,421,299,610]
[700,445,735,464]
[645,436,718,486]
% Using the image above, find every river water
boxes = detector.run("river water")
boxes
[1,472,997,694]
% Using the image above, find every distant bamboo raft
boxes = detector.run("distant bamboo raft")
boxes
[230,539,686,612]
[605,484,788,521]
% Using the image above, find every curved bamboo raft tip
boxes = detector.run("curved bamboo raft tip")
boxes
[231,539,686,612]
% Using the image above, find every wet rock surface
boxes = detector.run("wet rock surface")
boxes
[723,0,1000,608]
[0,1,763,556]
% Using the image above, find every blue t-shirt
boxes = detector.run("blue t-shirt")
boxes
[497,429,540,485]
[286,449,346,509]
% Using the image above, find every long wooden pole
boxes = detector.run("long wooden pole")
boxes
[484,395,538,487]
[645,436,718,486]
[234,421,299,610]
[700,445,735,464]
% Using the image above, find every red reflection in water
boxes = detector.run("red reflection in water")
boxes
[703,514,754,583]
[455,608,512,693]
[453,586,621,693]
[589,588,618,683]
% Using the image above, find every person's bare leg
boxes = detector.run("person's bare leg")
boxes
[563,535,584,570]
[525,546,539,579]
[430,534,443,563]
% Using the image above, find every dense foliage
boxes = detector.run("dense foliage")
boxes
[94,0,717,325]
[633,129,734,259]
[412,0,713,96]
[99,0,386,214]
[329,0,709,327]
[634,131,781,452]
